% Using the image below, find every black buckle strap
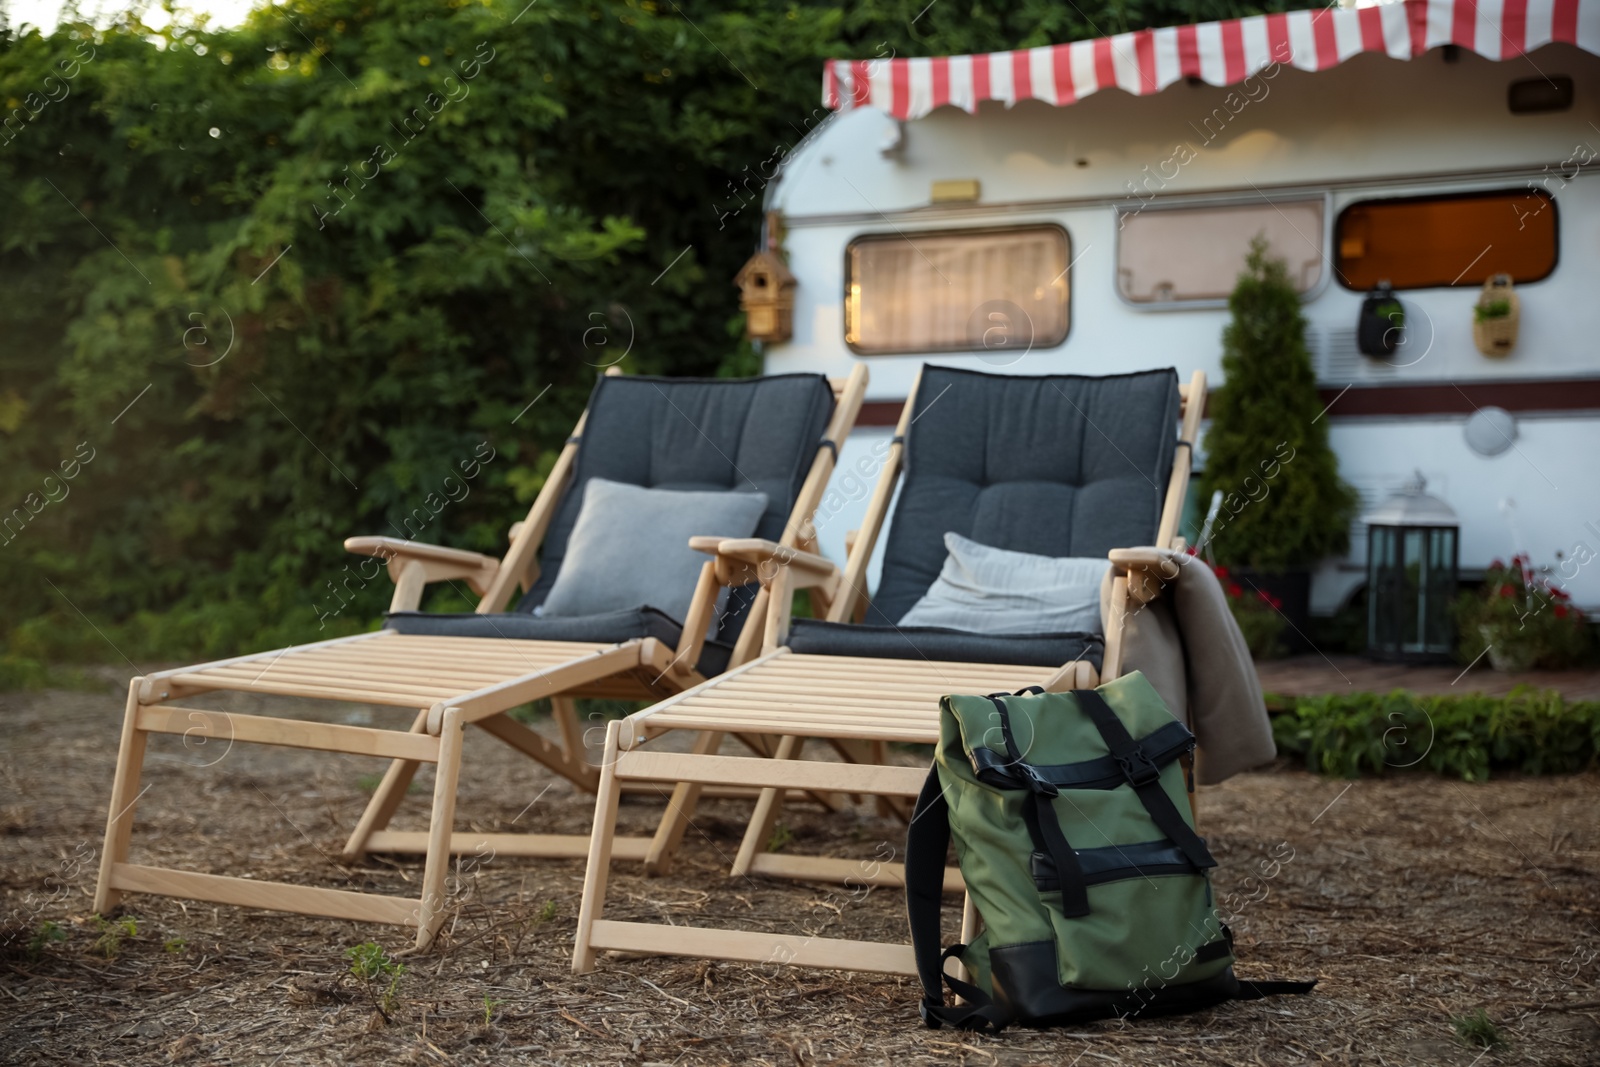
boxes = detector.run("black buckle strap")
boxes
[1074,688,1216,872]
[970,720,1195,792]
[986,695,1091,918]
[1116,747,1162,787]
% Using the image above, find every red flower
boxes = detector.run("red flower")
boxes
[1227,583,1243,598]
[1498,584,1516,598]
[1555,605,1569,618]
[1489,558,1505,570]
[1552,587,1571,601]
[1213,565,1230,579]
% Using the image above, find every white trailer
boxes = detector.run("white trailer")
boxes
[755,0,1600,616]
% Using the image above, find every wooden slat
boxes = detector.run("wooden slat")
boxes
[363,830,653,861]
[1157,369,1205,550]
[141,632,385,684]
[109,863,419,926]
[193,659,509,690]
[703,678,1026,698]
[190,666,472,700]
[135,706,441,762]
[451,644,643,720]
[747,853,964,893]
[291,647,591,669]
[163,674,446,709]
[639,718,934,743]
[664,700,943,720]
[754,654,1046,675]
[683,694,951,713]
[614,750,927,794]
[826,373,917,626]
[649,712,933,731]
[587,920,918,976]
[348,638,608,662]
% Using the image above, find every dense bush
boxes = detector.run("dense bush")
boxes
[1200,238,1359,570]
[1,0,1294,672]
[1271,688,1600,781]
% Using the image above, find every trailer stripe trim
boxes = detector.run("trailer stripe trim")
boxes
[822,0,1598,118]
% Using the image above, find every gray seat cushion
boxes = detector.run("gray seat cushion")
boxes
[786,618,1103,670]
[788,367,1176,671]
[867,366,1179,628]
[521,372,837,648]
[384,606,736,677]
[382,373,835,675]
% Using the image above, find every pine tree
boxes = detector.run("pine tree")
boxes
[1200,237,1359,570]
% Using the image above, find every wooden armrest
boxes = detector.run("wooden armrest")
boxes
[344,536,503,608]
[1108,547,1184,606]
[687,536,839,589]
[346,536,500,570]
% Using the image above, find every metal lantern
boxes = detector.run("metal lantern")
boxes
[1365,472,1459,662]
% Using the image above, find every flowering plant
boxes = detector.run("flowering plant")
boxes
[1455,555,1592,671]
[1188,550,1287,659]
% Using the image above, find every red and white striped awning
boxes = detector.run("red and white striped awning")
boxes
[823,0,1599,120]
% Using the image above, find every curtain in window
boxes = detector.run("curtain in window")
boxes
[847,228,1069,354]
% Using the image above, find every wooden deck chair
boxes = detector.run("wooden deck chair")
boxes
[573,365,1204,977]
[93,366,867,949]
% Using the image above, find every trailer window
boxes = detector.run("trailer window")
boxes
[1335,189,1557,291]
[845,226,1069,355]
[1116,201,1325,304]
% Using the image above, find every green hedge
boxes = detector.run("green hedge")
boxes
[1271,688,1600,781]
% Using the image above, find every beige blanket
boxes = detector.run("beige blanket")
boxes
[1099,549,1276,784]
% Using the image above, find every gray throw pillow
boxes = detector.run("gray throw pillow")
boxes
[897,532,1108,635]
[539,478,769,630]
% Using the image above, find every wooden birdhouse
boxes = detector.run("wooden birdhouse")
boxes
[734,249,796,343]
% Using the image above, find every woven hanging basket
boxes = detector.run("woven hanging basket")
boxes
[1472,274,1520,357]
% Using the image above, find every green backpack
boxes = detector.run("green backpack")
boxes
[906,672,1312,1031]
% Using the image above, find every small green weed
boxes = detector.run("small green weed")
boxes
[766,822,795,853]
[482,995,502,1025]
[27,920,69,959]
[164,938,188,954]
[534,900,558,924]
[1452,1008,1505,1049]
[345,942,406,1016]
[91,915,137,958]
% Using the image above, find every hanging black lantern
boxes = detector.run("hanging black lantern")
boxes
[1357,281,1405,357]
[1365,472,1460,662]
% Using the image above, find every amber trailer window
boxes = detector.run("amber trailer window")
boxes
[845,226,1069,355]
[1117,200,1324,303]
[1336,190,1557,291]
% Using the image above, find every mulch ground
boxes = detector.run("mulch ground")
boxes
[2,674,1598,1066]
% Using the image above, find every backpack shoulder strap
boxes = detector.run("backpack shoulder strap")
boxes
[905,769,1010,1032]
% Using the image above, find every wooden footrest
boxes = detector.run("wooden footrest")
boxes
[362,831,652,861]
[108,863,419,926]
[587,919,918,975]
[746,852,964,893]
[615,750,927,796]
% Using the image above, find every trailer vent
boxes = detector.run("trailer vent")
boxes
[1320,327,1364,384]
